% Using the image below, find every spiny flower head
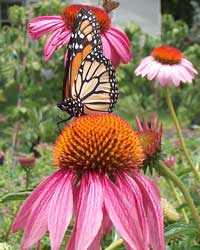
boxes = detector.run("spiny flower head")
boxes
[135,115,162,170]
[61,4,111,32]
[151,46,182,65]
[54,113,144,173]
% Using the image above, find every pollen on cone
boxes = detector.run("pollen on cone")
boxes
[61,4,111,32]
[53,114,144,172]
[151,46,182,65]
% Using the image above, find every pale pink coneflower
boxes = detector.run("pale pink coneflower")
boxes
[12,113,164,250]
[28,4,132,68]
[135,45,198,86]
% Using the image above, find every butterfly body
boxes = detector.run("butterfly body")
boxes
[58,8,118,117]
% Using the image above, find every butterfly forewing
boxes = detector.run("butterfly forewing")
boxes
[63,9,102,99]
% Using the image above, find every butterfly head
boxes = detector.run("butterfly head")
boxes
[58,98,84,117]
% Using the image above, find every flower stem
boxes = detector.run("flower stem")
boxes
[105,239,123,250]
[156,163,200,232]
[25,169,30,189]
[166,179,189,223]
[4,202,21,241]
[163,87,200,181]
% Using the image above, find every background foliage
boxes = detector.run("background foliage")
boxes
[0,0,200,249]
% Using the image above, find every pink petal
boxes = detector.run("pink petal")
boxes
[67,173,103,250]
[175,64,194,83]
[134,56,154,76]
[48,172,73,250]
[134,172,164,250]
[157,65,171,86]
[110,26,131,46]
[181,58,198,75]
[171,66,181,86]
[101,34,121,68]
[87,228,102,250]
[116,174,149,247]
[102,206,113,235]
[103,174,147,250]
[28,16,65,39]
[44,28,70,61]
[12,170,64,232]
[135,115,143,131]
[103,27,132,66]
[21,171,68,249]
[146,61,162,81]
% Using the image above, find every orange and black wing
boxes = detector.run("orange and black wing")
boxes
[71,51,118,114]
[63,8,102,99]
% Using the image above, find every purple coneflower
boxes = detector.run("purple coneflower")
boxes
[28,4,132,68]
[12,114,164,250]
[135,45,198,86]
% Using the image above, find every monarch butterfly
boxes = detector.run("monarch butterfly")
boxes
[101,0,120,13]
[57,8,118,118]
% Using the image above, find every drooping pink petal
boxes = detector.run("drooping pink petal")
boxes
[181,58,198,75]
[175,64,194,83]
[102,206,113,235]
[170,66,181,86]
[107,27,132,63]
[101,34,121,67]
[67,173,103,250]
[12,169,64,232]
[116,173,149,247]
[36,241,41,250]
[44,27,71,61]
[21,171,69,249]
[134,56,154,76]
[146,61,162,81]
[28,16,66,39]
[134,172,164,250]
[157,65,171,86]
[103,174,148,250]
[87,228,102,250]
[48,172,73,250]
[103,27,132,67]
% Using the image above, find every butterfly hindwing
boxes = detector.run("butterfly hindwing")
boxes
[71,51,118,114]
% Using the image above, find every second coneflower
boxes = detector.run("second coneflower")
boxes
[28,4,132,67]
[135,45,198,86]
[12,114,164,250]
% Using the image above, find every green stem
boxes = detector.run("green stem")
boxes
[25,169,30,189]
[156,163,200,232]
[166,179,189,223]
[4,202,21,241]
[105,239,123,250]
[164,87,200,181]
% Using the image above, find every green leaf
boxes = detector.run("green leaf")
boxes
[165,222,198,242]
[187,246,200,250]
[0,190,31,203]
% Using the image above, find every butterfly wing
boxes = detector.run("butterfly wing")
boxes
[71,51,118,114]
[63,8,102,99]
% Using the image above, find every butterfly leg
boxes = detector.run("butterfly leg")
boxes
[56,115,72,133]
